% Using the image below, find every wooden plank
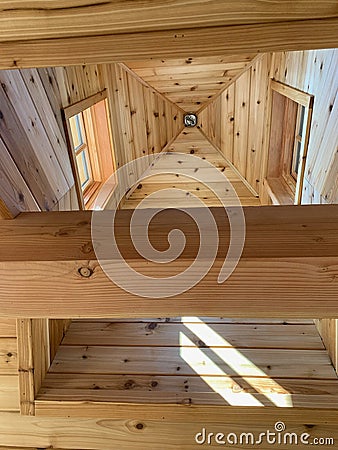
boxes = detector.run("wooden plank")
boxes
[49,346,335,378]
[316,319,338,372]
[37,386,338,410]
[63,90,107,120]
[36,389,338,410]
[16,320,35,415]
[271,79,314,108]
[16,319,50,415]
[62,322,325,349]
[246,54,271,192]
[1,19,338,69]
[1,1,337,42]
[233,69,251,178]
[0,411,337,449]
[220,84,235,162]
[0,133,40,217]
[0,82,57,211]
[20,68,74,187]
[0,338,17,375]
[0,199,18,219]
[127,54,257,69]
[49,320,72,362]
[129,181,254,199]
[0,205,337,317]
[38,373,338,404]
[0,71,70,199]
[0,375,19,411]
[76,318,315,324]
[0,319,17,337]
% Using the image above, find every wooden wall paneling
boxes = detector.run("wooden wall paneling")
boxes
[164,100,173,146]
[53,66,73,107]
[0,375,19,411]
[199,104,214,144]
[0,320,19,412]
[0,329,19,412]
[0,136,40,216]
[0,79,58,210]
[101,64,132,209]
[20,68,74,187]
[233,69,251,179]
[0,71,70,201]
[103,64,128,169]
[126,69,152,178]
[64,66,83,104]
[0,338,17,375]
[49,320,72,362]
[157,97,167,150]
[315,319,337,373]
[151,92,162,154]
[0,205,338,318]
[272,49,338,202]
[270,49,338,370]
[17,319,50,415]
[127,73,148,160]
[246,54,271,192]
[0,320,16,338]
[37,67,66,135]
[143,86,155,158]
[220,83,235,162]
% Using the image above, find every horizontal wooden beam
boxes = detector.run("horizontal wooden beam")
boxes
[0,410,337,449]
[0,18,337,69]
[1,1,337,43]
[35,402,338,423]
[0,205,337,318]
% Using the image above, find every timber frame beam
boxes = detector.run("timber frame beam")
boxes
[0,205,337,318]
[0,18,337,69]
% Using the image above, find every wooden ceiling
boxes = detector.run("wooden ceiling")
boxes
[125,54,257,112]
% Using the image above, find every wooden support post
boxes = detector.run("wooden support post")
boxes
[17,319,50,415]
[0,205,337,318]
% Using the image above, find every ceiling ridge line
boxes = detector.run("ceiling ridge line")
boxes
[118,62,186,115]
[196,53,264,115]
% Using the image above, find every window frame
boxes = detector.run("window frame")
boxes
[63,90,116,210]
[265,80,314,205]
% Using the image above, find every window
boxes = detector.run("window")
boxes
[291,105,305,181]
[64,90,116,209]
[265,81,313,205]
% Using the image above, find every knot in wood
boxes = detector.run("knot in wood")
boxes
[78,266,93,278]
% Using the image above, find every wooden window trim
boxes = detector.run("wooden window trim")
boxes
[64,90,107,120]
[266,80,314,205]
[63,90,116,210]
[270,80,314,109]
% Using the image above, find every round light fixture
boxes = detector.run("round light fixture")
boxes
[184,113,198,127]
